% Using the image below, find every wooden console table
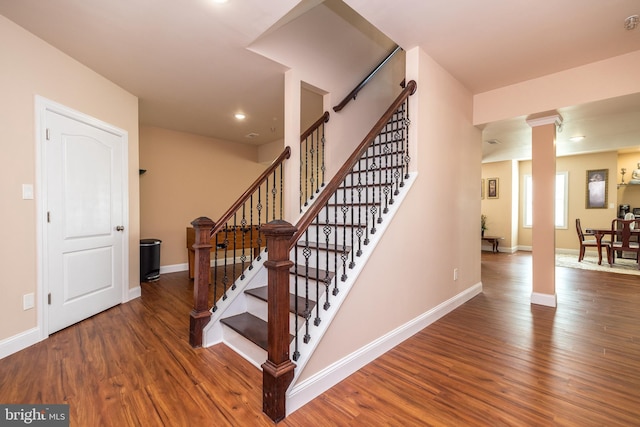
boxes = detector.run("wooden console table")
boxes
[482,235,503,253]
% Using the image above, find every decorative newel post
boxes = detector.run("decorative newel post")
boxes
[261,220,297,422]
[189,216,215,347]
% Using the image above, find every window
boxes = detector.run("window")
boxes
[523,172,568,229]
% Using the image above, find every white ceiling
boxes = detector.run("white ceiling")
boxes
[1,0,640,156]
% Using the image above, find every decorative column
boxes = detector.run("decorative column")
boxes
[189,216,214,347]
[261,220,297,422]
[526,112,562,307]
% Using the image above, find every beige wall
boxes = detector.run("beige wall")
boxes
[139,126,268,267]
[484,151,619,251]
[617,151,640,208]
[482,161,517,250]
[298,46,482,381]
[0,16,139,343]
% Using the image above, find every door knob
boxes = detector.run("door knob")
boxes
[116,226,125,231]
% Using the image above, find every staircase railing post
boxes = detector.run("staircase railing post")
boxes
[189,216,215,347]
[261,219,297,422]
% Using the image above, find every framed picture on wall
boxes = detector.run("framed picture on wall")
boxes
[481,179,485,199]
[586,169,608,209]
[487,178,499,199]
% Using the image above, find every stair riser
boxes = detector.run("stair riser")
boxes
[334,185,398,203]
[315,205,388,224]
[245,296,312,334]
[341,171,403,187]
[292,247,356,272]
[300,224,378,247]
[289,274,329,302]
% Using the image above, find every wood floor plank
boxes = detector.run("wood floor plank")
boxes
[1,252,639,426]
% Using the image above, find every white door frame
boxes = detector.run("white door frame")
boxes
[35,96,129,340]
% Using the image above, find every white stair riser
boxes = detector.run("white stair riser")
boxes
[245,296,313,334]
[300,223,379,245]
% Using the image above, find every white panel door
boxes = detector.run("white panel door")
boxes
[45,109,125,334]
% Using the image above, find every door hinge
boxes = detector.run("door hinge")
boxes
[47,211,51,223]
[46,128,51,141]
[48,293,52,305]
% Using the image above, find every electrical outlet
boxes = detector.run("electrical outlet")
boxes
[453,268,458,281]
[23,293,35,310]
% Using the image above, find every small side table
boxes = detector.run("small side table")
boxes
[481,236,503,253]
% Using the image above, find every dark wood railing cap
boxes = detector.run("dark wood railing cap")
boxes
[300,111,330,142]
[191,217,215,228]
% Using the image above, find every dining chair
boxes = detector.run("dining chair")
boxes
[610,218,640,268]
[576,218,610,263]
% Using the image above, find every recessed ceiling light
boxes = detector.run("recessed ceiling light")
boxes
[234,113,246,120]
[569,136,585,142]
[213,0,228,4]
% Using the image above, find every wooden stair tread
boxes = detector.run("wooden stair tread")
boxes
[296,240,351,252]
[221,313,293,351]
[290,264,336,282]
[245,286,316,317]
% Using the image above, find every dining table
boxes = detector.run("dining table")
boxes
[585,226,640,266]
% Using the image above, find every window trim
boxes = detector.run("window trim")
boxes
[523,171,569,229]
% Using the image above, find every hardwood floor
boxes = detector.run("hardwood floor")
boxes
[1,251,639,426]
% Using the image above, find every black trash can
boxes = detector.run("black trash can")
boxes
[140,238,161,282]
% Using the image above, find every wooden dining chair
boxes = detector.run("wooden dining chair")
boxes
[576,218,610,263]
[610,218,640,268]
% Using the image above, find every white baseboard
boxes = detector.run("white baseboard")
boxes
[0,327,43,360]
[286,282,483,415]
[160,263,188,274]
[128,286,141,301]
[531,292,557,307]
[159,256,246,275]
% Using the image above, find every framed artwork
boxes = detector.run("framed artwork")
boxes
[586,169,608,209]
[487,178,499,199]
[481,179,485,199]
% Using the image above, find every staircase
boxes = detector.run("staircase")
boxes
[202,79,414,368]
[189,80,417,421]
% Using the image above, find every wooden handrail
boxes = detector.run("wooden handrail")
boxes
[333,45,402,113]
[292,80,417,247]
[210,146,291,237]
[300,111,330,142]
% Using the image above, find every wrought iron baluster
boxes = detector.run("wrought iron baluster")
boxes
[310,132,316,199]
[376,136,384,224]
[340,190,349,282]
[303,232,312,343]
[393,112,402,197]
[279,162,284,220]
[240,204,247,280]
[256,186,263,257]
[304,136,309,206]
[300,141,304,210]
[292,246,300,361]
[369,147,379,234]
[323,212,332,310]
[222,225,230,300]
[348,177,356,269]
[212,231,219,312]
[403,101,411,182]
[364,149,371,245]
[272,169,277,221]
[320,125,326,188]
[356,172,364,256]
